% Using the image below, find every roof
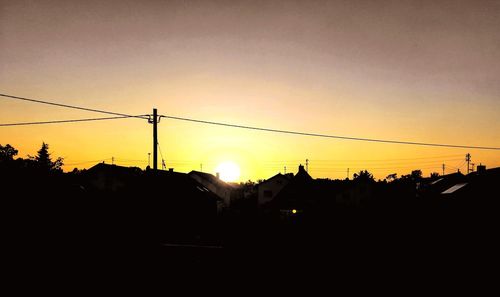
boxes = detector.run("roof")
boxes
[442,183,468,194]
[258,173,293,186]
[188,171,234,188]
[146,170,222,202]
[87,162,142,174]
[85,163,143,180]
[420,171,466,196]
[270,165,316,209]
[434,167,500,199]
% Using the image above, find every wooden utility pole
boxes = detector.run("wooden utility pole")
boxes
[150,108,158,171]
[466,153,471,174]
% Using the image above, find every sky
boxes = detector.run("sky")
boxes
[1,0,499,181]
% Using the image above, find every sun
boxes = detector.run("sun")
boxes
[215,161,241,182]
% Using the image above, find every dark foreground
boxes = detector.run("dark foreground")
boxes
[4,194,498,277]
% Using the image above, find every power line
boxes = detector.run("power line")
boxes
[65,158,112,166]
[159,114,500,151]
[0,93,148,119]
[3,92,499,150]
[261,158,464,165]
[290,154,464,162]
[0,115,146,127]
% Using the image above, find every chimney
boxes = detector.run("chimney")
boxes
[216,172,220,179]
[169,168,174,173]
[477,164,486,174]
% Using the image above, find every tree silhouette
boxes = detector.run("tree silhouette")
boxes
[353,170,374,182]
[386,173,398,182]
[410,170,422,180]
[0,144,18,162]
[430,172,440,178]
[29,142,64,172]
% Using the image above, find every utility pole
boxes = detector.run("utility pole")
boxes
[200,163,203,172]
[306,159,309,173]
[347,168,349,180]
[148,153,151,167]
[112,157,114,165]
[466,153,471,174]
[442,163,445,176]
[149,108,158,171]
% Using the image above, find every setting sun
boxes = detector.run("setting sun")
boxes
[215,161,241,182]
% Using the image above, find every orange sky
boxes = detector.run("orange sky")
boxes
[1,0,499,181]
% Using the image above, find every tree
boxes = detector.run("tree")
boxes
[430,172,440,178]
[386,173,398,182]
[30,142,64,172]
[353,170,374,182]
[0,144,18,162]
[410,170,422,180]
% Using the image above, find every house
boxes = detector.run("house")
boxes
[418,172,466,199]
[415,166,500,214]
[188,170,238,210]
[440,166,500,201]
[84,164,220,220]
[270,165,315,218]
[257,172,293,207]
[84,162,143,193]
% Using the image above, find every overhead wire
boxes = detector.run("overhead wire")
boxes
[2,93,499,150]
[159,114,500,150]
[0,93,149,119]
[0,115,147,126]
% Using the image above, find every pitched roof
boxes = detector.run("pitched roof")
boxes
[259,172,293,186]
[188,171,234,188]
[442,183,468,194]
[86,162,143,178]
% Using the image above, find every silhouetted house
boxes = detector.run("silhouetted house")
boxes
[188,171,238,211]
[84,162,142,193]
[257,173,293,207]
[418,172,466,200]
[271,165,315,218]
[140,169,221,242]
[441,166,500,202]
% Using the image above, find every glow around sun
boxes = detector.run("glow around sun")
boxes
[215,161,241,182]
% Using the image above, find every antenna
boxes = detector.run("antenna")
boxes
[306,159,309,173]
[148,153,151,167]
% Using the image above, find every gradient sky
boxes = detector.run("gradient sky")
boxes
[1,0,499,181]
